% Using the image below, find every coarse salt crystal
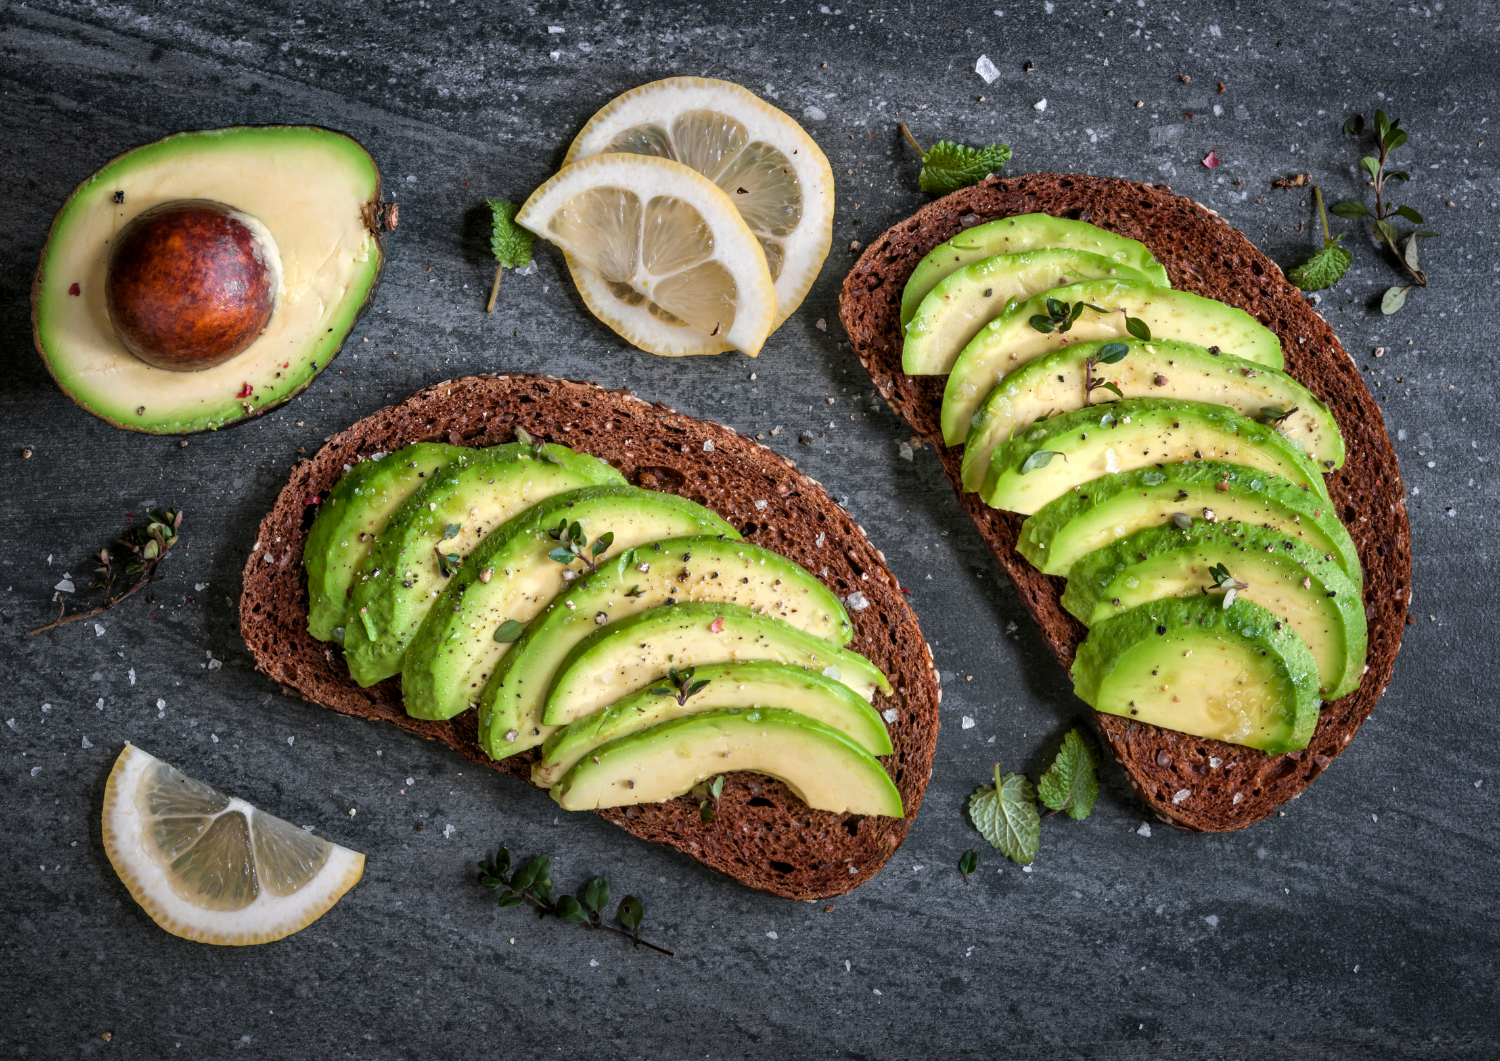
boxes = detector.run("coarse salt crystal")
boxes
[444,824,456,838]
[754,500,767,510]
[975,54,1000,83]
[1204,914,1219,927]
[899,442,913,460]
[882,709,898,723]
[54,579,75,594]
[845,591,869,611]
[961,716,975,730]
[1033,98,1047,112]
[94,624,105,637]
[1173,789,1191,804]
[703,440,714,452]
[815,318,827,331]
[803,105,826,121]
[766,931,778,940]
[81,736,92,749]
[1137,823,1152,837]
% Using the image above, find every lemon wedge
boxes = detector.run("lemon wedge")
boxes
[517,153,778,356]
[561,77,834,355]
[102,744,363,945]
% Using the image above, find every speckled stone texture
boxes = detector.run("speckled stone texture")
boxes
[1,2,1495,1058]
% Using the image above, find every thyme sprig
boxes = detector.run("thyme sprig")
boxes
[1085,342,1130,403]
[477,846,673,956]
[691,774,726,823]
[1331,110,1438,313]
[1029,298,1152,342]
[650,666,709,706]
[1207,562,1248,608]
[547,520,614,572]
[29,509,183,635]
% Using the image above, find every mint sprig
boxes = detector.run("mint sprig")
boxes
[1037,727,1100,821]
[965,728,1102,866]
[900,124,1011,195]
[484,198,535,313]
[1288,186,1351,292]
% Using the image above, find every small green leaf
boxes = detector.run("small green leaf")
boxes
[497,890,525,908]
[687,680,711,699]
[1403,233,1421,272]
[1045,297,1066,318]
[710,775,725,799]
[1288,242,1351,292]
[1381,285,1410,315]
[1372,219,1400,246]
[649,686,675,697]
[1037,728,1101,821]
[1020,450,1062,474]
[1374,109,1391,139]
[1359,156,1381,182]
[1385,169,1411,182]
[555,895,588,923]
[1342,114,1364,135]
[1097,342,1130,365]
[618,895,644,935]
[494,619,527,643]
[569,521,583,544]
[584,876,610,914]
[592,531,616,557]
[1330,200,1372,219]
[510,863,536,890]
[441,523,462,540]
[515,426,533,446]
[1067,300,1086,326]
[917,139,1012,195]
[969,768,1041,865]
[1124,316,1152,341]
[1028,314,1057,334]
[1384,127,1408,152]
[958,849,978,883]
[1171,512,1194,530]
[625,584,643,597]
[487,198,535,269]
[699,799,716,823]
[494,847,512,875]
[548,546,576,564]
[1097,381,1124,399]
[1392,205,1424,225]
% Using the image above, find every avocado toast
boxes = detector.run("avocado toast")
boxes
[239,374,939,900]
[840,173,1408,832]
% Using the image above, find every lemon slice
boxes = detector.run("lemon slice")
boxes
[564,77,833,354]
[102,744,363,945]
[518,153,778,356]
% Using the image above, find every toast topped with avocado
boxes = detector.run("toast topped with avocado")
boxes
[840,173,1409,832]
[240,374,939,899]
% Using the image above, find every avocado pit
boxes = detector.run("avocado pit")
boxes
[105,199,282,371]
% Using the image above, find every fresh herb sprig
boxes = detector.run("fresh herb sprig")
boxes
[1207,562,1248,609]
[477,846,673,956]
[514,426,563,465]
[29,509,183,635]
[547,520,614,573]
[1330,110,1438,313]
[1028,298,1152,342]
[435,521,463,578]
[900,124,1012,195]
[650,666,709,706]
[1255,405,1299,428]
[957,849,979,883]
[1085,342,1130,403]
[1288,186,1350,292]
[485,199,535,313]
[966,727,1100,866]
[691,775,726,823]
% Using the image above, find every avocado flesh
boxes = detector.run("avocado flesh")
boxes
[479,545,857,756]
[541,602,889,728]
[1072,596,1321,754]
[899,213,1170,327]
[960,338,1344,491]
[549,708,904,817]
[901,250,1152,376]
[33,126,387,434]
[1018,462,1361,580]
[940,280,1285,444]
[534,660,892,786]
[1062,522,1367,700]
[400,487,737,721]
[341,444,624,686]
[982,399,1330,516]
[304,443,468,641]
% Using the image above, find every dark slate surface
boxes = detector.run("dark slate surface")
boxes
[1,2,1495,1058]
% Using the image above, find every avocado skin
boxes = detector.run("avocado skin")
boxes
[982,398,1331,514]
[342,443,623,686]
[1061,520,1368,700]
[304,442,468,641]
[400,485,737,721]
[1018,461,1361,580]
[1072,595,1321,754]
[549,707,904,818]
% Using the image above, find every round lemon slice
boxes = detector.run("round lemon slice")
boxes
[560,77,834,355]
[102,744,364,945]
[518,153,778,356]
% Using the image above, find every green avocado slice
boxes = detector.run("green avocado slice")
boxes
[541,602,888,728]
[960,338,1344,492]
[939,279,1285,444]
[304,443,469,641]
[32,126,390,434]
[478,541,856,757]
[341,443,624,686]
[400,486,737,721]
[981,399,1330,515]
[534,660,892,787]
[1071,595,1321,755]
[1062,521,1368,700]
[1018,461,1360,581]
[549,707,904,818]
[901,249,1152,376]
[899,213,1169,328]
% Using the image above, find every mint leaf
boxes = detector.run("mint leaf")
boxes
[969,767,1040,865]
[1288,240,1351,291]
[1037,727,1100,821]
[487,199,534,269]
[1381,285,1410,315]
[919,140,1012,195]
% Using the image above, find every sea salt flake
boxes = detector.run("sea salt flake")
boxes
[547,24,564,32]
[766,931,778,940]
[703,440,714,452]
[899,442,913,460]
[31,766,41,777]
[1137,823,1152,837]
[882,708,898,723]
[803,105,827,121]
[5,719,15,730]
[443,824,456,839]
[81,736,92,749]
[128,668,137,686]
[1204,914,1220,927]
[975,54,1000,83]
[211,734,219,743]
[1172,788,1191,804]
[821,665,842,681]
[844,591,869,611]
[156,699,166,710]
[54,579,75,594]
[754,500,767,510]
[287,736,295,746]
[961,716,975,729]
[94,623,105,637]
[1033,98,1048,112]
[589,959,599,967]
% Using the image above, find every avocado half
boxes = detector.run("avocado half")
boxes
[31,126,396,434]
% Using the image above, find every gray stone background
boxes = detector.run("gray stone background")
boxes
[1,1,1495,1057]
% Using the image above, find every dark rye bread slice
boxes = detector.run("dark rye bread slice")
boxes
[239,374,939,900]
[840,173,1410,832]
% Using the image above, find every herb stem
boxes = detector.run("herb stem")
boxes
[486,262,504,313]
[28,581,152,635]
[899,122,925,156]
[1315,185,1330,245]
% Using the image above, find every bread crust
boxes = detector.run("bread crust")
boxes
[839,173,1409,831]
[239,374,939,899]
